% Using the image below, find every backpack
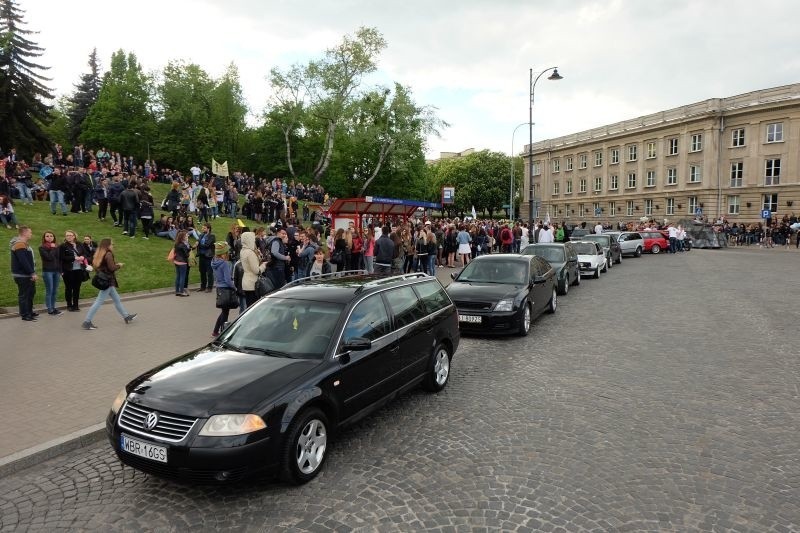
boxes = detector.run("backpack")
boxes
[262,236,278,266]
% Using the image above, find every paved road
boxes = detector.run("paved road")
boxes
[2,249,799,531]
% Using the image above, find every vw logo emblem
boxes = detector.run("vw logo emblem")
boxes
[144,412,159,430]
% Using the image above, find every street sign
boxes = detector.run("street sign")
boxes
[695,207,703,217]
[761,209,771,219]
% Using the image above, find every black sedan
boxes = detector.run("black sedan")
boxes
[521,242,580,295]
[446,254,557,336]
[106,273,459,484]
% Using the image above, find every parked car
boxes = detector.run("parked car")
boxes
[639,231,670,254]
[580,234,622,266]
[107,273,460,484]
[606,231,644,257]
[568,227,591,241]
[446,254,557,337]
[572,241,607,278]
[521,242,580,295]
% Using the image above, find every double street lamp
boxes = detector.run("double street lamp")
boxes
[527,67,563,232]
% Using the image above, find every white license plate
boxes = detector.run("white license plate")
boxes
[458,314,482,324]
[121,433,168,463]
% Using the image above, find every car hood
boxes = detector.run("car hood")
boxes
[125,345,321,418]
[447,281,524,303]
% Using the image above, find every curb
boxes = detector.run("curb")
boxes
[0,423,106,478]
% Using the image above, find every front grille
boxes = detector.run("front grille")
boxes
[454,301,493,311]
[119,402,198,443]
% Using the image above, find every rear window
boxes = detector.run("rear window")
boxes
[529,246,565,263]
[414,280,451,314]
[574,242,598,254]
[343,294,390,342]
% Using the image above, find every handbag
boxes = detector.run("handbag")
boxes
[91,270,111,290]
[330,249,344,265]
[255,273,275,298]
[215,287,239,309]
[81,269,90,282]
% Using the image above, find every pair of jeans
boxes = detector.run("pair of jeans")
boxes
[198,255,213,289]
[214,307,231,335]
[123,210,137,236]
[42,271,60,312]
[364,255,374,274]
[85,286,128,322]
[14,277,36,318]
[174,264,188,294]
[15,183,33,204]
[49,190,67,214]
[228,203,237,218]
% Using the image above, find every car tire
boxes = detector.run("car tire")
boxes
[651,244,661,254]
[634,246,642,257]
[280,407,329,485]
[547,288,557,314]
[615,253,622,264]
[423,343,452,390]
[602,260,608,273]
[572,272,581,286]
[558,277,568,296]
[606,254,613,269]
[593,266,600,279]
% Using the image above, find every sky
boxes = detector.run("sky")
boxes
[18,0,800,160]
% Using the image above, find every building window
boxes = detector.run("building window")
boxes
[594,176,602,192]
[531,161,541,176]
[727,195,740,215]
[688,196,698,215]
[566,156,573,171]
[646,141,656,159]
[765,158,781,185]
[732,128,745,147]
[666,197,675,215]
[579,153,588,169]
[763,193,778,213]
[689,165,702,183]
[766,122,783,143]
[666,168,677,185]
[690,133,703,152]
[564,203,570,215]
[730,162,743,187]
[627,145,637,162]
[667,138,679,156]
[610,149,619,165]
[579,203,585,217]
[610,175,618,190]
[626,200,634,216]
[646,170,656,187]
[552,159,560,173]
[566,180,573,194]
[552,181,559,195]
[593,202,601,217]
[594,151,603,167]
[627,172,636,189]
[579,178,587,193]
[609,201,616,215]
[645,199,653,216]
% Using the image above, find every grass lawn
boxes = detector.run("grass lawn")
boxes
[0,182,237,311]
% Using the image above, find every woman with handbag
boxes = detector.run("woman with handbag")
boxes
[211,242,237,337]
[81,238,136,330]
[240,231,267,308]
[60,230,88,312]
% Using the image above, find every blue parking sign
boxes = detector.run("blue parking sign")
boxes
[761,209,771,219]
[695,207,703,217]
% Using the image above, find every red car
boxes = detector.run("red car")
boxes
[640,231,670,254]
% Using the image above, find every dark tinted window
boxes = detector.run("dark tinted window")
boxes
[385,286,428,329]
[414,280,451,314]
[535,257,551,274]
[530,246,565,263]
[343,294,390,342]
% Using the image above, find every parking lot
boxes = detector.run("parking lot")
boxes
[1,248,799,531]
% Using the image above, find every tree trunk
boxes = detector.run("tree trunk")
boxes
[313,120,336,183]
[283,126,296,178]
[358,140,393,196]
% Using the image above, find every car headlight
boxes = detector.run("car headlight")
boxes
[199,414,267,436]
[110,388,128,415]
[494,299,514,312]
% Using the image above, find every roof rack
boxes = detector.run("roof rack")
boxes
[356,272,430,292]
[281,269,368,289]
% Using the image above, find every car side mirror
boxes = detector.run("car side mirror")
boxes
[342,337,371,351]
[450,272,457,280]
[533,275,547,284]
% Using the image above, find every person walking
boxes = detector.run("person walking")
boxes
[10,225,38,321]
[81,238,137,330]
[38,231,63,316]
[211,242,236,337]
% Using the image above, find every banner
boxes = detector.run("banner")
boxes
[441,186,455,205]
[471,205,477,219]
[211,158,229,177]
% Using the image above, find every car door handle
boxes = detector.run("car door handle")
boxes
[390,345,399,354]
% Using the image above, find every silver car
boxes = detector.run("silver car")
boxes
[604,231,644,257]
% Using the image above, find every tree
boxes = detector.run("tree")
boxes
[427,151,514,218]
[0,0,53,155]
[41,95,71,150]
[67,48,101,144]
[80,50,155,158]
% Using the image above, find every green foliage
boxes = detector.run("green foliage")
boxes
[40,95,72,150]
[0,0,54,156]
[67,48,101,144]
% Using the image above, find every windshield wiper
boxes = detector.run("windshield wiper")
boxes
[237,346,293,358]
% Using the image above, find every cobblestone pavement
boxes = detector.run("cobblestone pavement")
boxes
[2,249,799,531]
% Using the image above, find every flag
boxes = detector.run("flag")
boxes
[237,218,246,228]
[471,205,477,219]
[211,158,229,177]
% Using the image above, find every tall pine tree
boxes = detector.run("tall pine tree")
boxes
[67,48,100,144]
[0,0,53,155]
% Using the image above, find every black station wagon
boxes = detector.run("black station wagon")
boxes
[107,273,460,484]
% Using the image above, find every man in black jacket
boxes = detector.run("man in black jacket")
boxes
[108,175,125,226]
[119,183,141,237]
[196,223,216,292]
[10,226,38,321]
[374,226,395,275]
[48,167,69,216]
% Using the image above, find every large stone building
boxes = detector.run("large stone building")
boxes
[521,83,800,225]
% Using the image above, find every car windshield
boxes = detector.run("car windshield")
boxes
[573,242,598,254]
[528,246,564,263]
[220,298,344,359]
[458,261,528,285]
[582,235,607,246]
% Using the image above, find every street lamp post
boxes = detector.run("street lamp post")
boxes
[510,121,529,222]
[527,67,563,234]
[134,132,150,163]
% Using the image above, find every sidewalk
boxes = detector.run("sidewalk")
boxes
[0,267,457,476]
